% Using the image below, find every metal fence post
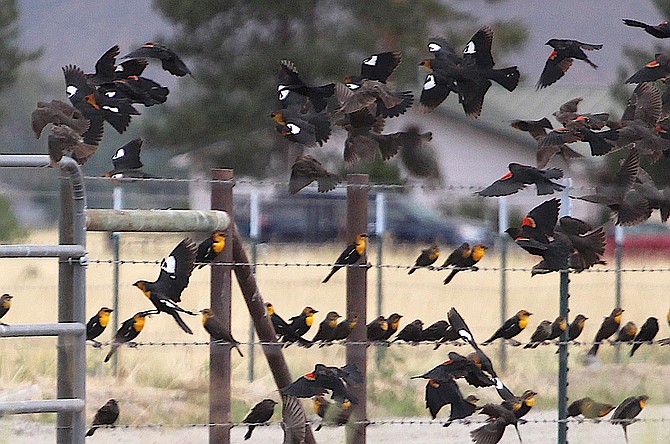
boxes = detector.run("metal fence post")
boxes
[111,186,123,374]
[248,191,260,382]
[497,196,509,373]
[558,178,572,444]
[210,169,234,444]
[375,192,385,369]
[345,174,369,444]
[614,225,624,363]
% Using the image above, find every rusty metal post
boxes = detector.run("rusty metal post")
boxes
[345,174,369,444]
[209,169,233,443]
[231,227,317,444]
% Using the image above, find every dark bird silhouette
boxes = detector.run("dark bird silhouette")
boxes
[289,155,339,194]
[200,308,243,357]
[322,233,367,283]
[470,402,522,444]
[277,59,335,113]
[409,245,440,274]
[424,378,479,423]
[611,394,649,442]
[625,53,670,83]
[311,311,342,344]
[104,311,152,363]
[568,397,615,419]
[624,19,670,38]
[122,43,191,77]
[412,351,495,390]
[242,399,277,440]
[366,316,388,342]
[195,231,226,269]
[511,117,583,169]
[630,317,659,357]
[392,319,424,343]
[104,138,158,179]
[537,39,602,89]
[482,310,532,346]
[477,163,564,196]
[441,243,488,284]
[524,320,552,349]
[86,307,113,345]
[86,399,119,436]
[588,307,624,356]
[420,320,449,342]
[280,363,362,404]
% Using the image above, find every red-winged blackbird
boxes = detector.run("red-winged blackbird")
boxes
[331,314,358,341]
[104,311,151,362]
[524,320,552,349]
[366,316,388,342]
[122,43,191,77]
[392,319,424,343]
[567,397,615,419]
[611,394,649,442]
[626,53,670,84]
[86,399,119,436]
[634,168,670,223]
[477,163,564,196]
[289,155,339,194]
[424,378,479,423]
[200,308,243,357]
[412,351,495,389]
[277,59,335,113]
[624,19,670,38]
[313,396,352,431]
[86,307,113,345]
[322,233,367,283]
[536,39,602,89]
[511,118,583,168]
[195,231,226,269]
[280,363,362,404]
[242,399,277,440]
[441,243,488,284]
[615,321,638,343]
[482,310,532,346]
[470,402,522,444]
[133,238,198,334]
[420,320,449,342]
[381,313,403,340]
[546,316,568,341]
[588,307,624,356]
[409,245,440,274]
[630,317,659,357]
[0,293,13,325]
[312,311,342,343]
[271,109,331,147]
[104,138,158,180]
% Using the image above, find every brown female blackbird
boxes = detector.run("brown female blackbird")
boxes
[86,399,119,436]
[289,155,339,194]
[477,163,564,196]
[546,316,568,341]
[242,399,277,440]
[630,317,659,356]
[536,39,602,89]
[200,308,243,357]
[611,394,649,442]
[409,245,440,274]
[588,307,624,356]
[0,294,13,325]
[624,19,670,38]
[331,315,358,341]
[470,402,522,444]
[615,321,638,343]
[322,233,367,283]
[567,397,615,419]
[524,320,552,349]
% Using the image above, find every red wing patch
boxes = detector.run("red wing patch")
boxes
[549,50,558,60]
[304,372,316,380]
[499,172,513,181]
[441,360,453,366]
[646,61,660,68]
[429,379,440,388]
[522,216,536,228]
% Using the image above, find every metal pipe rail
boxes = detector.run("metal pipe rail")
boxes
[0,323,86,337]
[86,209,230,232]
[0,245,85,258]
[0,399,85,415]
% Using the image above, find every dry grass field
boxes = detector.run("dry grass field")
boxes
[1,230,669,442]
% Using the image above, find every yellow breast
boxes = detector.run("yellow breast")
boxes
[306,316,314,327]
[519,318,529,329]
[99,313,110,328]
[355,238,366,255]
[134,317,146,332]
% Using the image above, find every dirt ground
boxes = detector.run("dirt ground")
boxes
[2,405,669,443]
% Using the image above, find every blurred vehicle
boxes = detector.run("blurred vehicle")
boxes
[234,190,494,246]
[605,222,670,255]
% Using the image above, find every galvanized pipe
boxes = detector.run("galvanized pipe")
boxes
[345,174,369,444]
[557,179,572,444]
[0,244,85,258]
[86,209,230,232]
[0,399,85,415]
[0,323,86,337]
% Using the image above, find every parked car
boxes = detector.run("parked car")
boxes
[234,190,494,246]
[605,222,670,255]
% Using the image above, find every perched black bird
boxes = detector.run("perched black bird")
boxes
[624,19,670,38]
[265,302,289,338]
[537,39,602,89]
[312,311,342,344]
[331,314,359,341]
[420,320,449,342]
[86,307,113,345]
[86,399,119,436]
[366,316,388,342]
[482,310,532,346]
[104,311,151,363]
[409,245,440,274]
[568,314,588,342]
[0,293,13,325]
[611,394,649,442]
[322,233,367,283]
[546,316,568,341]
[123,43,191,77]
[441,243,488,284]
[524,320,552,349]
[133,238,198,334]
[630,317,659,357]
[286,306,318,340]
[289,155,339,194]
[588,307,624,356]
[477,163,564,196]
[200,308,243,357]
[392,319,424,343]
[195,231,226,269]
[242,399,277,440]
[381,313,403,341]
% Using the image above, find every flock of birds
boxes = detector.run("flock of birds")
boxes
[10,13,670,444]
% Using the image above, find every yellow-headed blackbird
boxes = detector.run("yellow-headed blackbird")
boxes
[265,302,289,338]
[568,314,588,341]
[104,138,159,180]
[277,59,335,113]
[442,243,487,284]
[280,363,362,404]
[381,313,403,340]
[195,231,226,269]
[421,320,449,342]
[567,397,615,419]
[312,311,342,343]
[611,394,649,442]
[502,390,537,419]
[412,352,495,389]
[133,238,198,334]
[0,293,13,325]
[630,317,659,357]
[200,308,243,357]
[470,402,522,444]
[289,155,340,194]
[271,109,331,147]
[477,163,565,197]
[313,396,352,431]
[482,310,532,346]
[242,398,277,440]
[536,39,601,89]
[332,314,358,341]
[524,320,552,349]
[408,245,440,274]
[335,68,411,118]
[366,316,388,342]
[547,316,568,341]
[86,307,113,345]
[393,319,424,343]
[588,307,624,356]
[287,306,318,339]
[615,321,638,343]
[85,398,119,436]
[510,118,583,169]
[322,233,367,283]
[104,311,150,363]
[122,43,192,77]
[623,19,670,38]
